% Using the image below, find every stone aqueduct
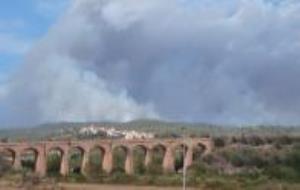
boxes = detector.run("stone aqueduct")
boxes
[0,138,213,176]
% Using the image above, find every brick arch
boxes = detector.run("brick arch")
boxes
[46,147,65,171]
[172,143,189,172]
[21,147,39,154]
[20,147,39,172]
[132,144,149,156]
[1,148,16,156]
[68,146,87,175]
[1,147,16,154]
[1,148,16,167]
[113,145,129,153]
[151,143,167,152]
[112,145,130,160]
[88,145,106,172]
[149,144,168,171]
[191,142,207,163]
[69,146,85,154]
[90,145,106,153]
[194,142,207,150]
[193,142,207,154]
[48,146,65,155]
[133,144,148,151]
[172,143,188,152]
[131,144,149,173]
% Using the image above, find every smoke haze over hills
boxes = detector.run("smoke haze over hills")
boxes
[1,0,300,126]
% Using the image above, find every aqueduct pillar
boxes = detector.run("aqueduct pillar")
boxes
[35,149,46,176]
[81,149,90,176]
[125,148,134,175]
[184,146,194,168]
[60,150,69,176]
[102,147,113,174]
[163,146,175,173]
[144,149,152,167]
[13,151,21,171]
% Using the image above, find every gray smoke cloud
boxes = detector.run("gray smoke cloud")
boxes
[1,0,300,126]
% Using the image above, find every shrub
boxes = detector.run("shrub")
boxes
[188,162,208,177]
[213,137,226,148]
[146,162,163,175]
[202,154,214,165]
[108,171,133,184]
[0,155,11,176]
[47,154,61,177]
[276,136,292,145]
[67,173,86,183]
[221,148,267,168]
[247,135,265,146]
[284,145,300,173]
[84,159,106,181]
[264,165,299,181]
[203,178,240,190]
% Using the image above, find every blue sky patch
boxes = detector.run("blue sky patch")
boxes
[0,0,69,78]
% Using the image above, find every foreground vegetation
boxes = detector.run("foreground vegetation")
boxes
[2,133,300,189]
[1,120,300,189]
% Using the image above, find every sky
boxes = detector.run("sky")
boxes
[1,0,300,127]
[0,0,70,80]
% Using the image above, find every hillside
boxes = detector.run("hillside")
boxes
[1,119,300,142]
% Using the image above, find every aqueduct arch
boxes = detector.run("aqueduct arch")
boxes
[112,145,131,174]
[0,138,213,177]
[0,148,16,168]
[68,146,86,175]
[46,147,64,175]
[132,144,148,174]
[20,148,39,172]
[88,145,106,174]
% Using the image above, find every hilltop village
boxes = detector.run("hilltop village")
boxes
[78,125,155,140]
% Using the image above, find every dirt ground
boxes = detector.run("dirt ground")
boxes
[60,183,197,190]
[0,182,198,190]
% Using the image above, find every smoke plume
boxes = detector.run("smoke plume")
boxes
[1,0,300,125]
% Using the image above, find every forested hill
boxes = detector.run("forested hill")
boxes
[0,119,299,141]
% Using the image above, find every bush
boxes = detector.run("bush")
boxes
[264,165,299,181]
[247,136,265,146]
[47,154,61,177]
[21,160,35,172]
[0,155,11,176]
[133,149,147,174]
[221,148,267,168]
[188,162,208,177]
[203,178,240,190]
[108,171,133,184]
[284,145,300,174]
[202,154,214,165]
[276,136,292,145]
[213,137,226,148]
[146,162,163,175]
[66,173,86,183]
[84,160,106,181]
